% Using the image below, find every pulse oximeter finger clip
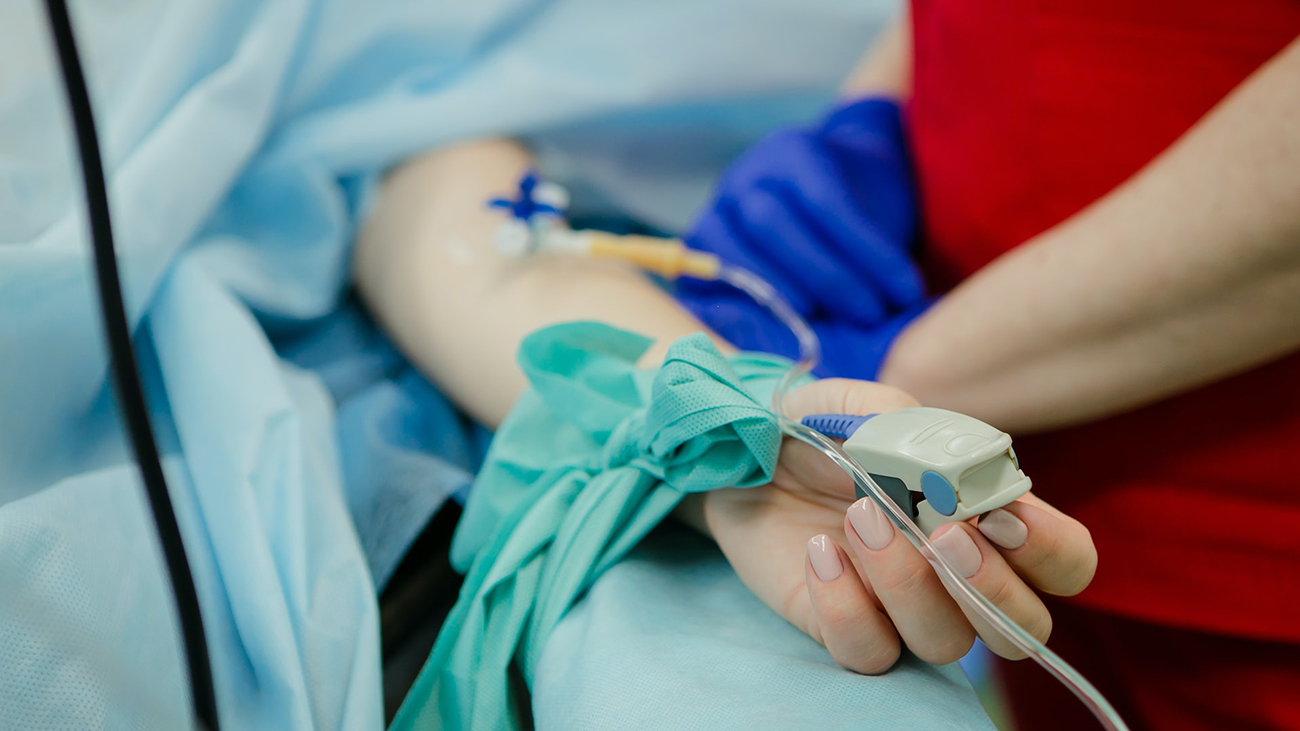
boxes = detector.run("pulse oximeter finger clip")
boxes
[801,409,1033,534]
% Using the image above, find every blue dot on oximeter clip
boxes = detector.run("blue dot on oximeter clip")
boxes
[921,471,958,516]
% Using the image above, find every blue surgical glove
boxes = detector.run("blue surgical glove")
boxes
[675,97,929,379]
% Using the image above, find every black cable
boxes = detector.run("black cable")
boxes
[40,2,220,729]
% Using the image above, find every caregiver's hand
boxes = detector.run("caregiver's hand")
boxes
[700,378,1097,673]
[676,97,925,329]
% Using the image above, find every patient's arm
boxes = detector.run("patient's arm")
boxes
[354,9,913,426]
[354,138,725,427]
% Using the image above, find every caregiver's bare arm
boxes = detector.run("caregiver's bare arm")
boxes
[353,139,719,427]
[879,36,1300,434]
[841,8,910,98]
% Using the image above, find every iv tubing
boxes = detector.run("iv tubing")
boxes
[584,231,722,280]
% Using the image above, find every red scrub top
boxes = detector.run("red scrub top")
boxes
[907,0,1300,641]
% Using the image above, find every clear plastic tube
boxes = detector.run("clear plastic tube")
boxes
[715,265,1130,731]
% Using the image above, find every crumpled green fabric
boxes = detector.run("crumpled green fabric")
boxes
[389,321,805,731]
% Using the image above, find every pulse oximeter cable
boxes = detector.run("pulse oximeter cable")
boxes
[41,2,220,729]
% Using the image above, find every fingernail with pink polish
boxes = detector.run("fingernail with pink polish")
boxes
[933,527,983,578]
[978,509,1028,550]
[807,535,843,582]
[848,497,894,550]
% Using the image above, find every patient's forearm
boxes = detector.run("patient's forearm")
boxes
[354,8,912,430]
[878,37,1300,433]
[354,138,721,427]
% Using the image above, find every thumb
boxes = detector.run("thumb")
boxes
[780,377,919,422]
[772,378,917,502]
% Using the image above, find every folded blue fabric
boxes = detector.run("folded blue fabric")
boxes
[393,321,994,731]
[391,322,800,731]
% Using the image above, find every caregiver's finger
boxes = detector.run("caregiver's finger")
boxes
[975,493,1097,597]
[805,534,901,675]
[843,498,975,666]
[930,522,1053,660]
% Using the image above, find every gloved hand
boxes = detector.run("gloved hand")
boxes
[675,97,929,379]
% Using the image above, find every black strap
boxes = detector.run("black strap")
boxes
[41,2,220,728]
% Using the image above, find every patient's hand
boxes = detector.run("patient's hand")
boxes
[699,378,1097,673]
